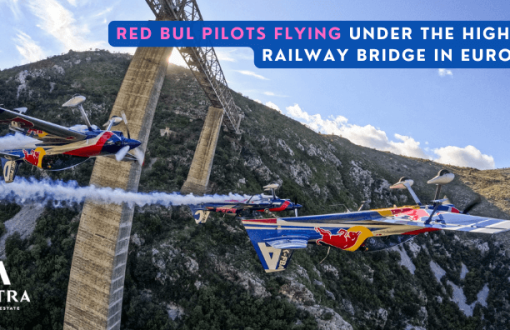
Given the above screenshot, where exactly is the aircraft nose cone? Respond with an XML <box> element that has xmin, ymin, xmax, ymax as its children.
<box><xmin>295</xmin><ymin>204</ymin><xmax>303</xmax><ymax>209</ymax></box>
<box><xmin>125</xmin><ymin>138</ymin><xmax>141</xmax><ymax>150</ymax></box>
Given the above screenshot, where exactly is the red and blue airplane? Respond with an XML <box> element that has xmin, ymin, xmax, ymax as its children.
<box><xmin>190</xmin><ymin>184</ymin><xmax>302</xmax><ymax>223</ymax></box>
<box><xmin>238</xmin><ymin>170</ymin><xmax>510</xmax><ymax>272</ymax></box>
<box><xmin>0</xmin><ymin>95</ymin><xmax>144</xmax><ymax>183</ymax></box>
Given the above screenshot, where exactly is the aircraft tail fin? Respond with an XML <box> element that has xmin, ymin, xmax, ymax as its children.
<box><xmin>241</xmin><ymin>219</ymin><xmax>308</xmax><ymax>272</ymax></box>
<box><xmin>189</xmin><ymin>205</ymin><xmax>210</xmax><ymax>224</ymax></box>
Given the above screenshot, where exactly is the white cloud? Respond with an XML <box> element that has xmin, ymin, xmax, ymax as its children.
<box><xmin>438</xmin><ymin>68</ymin><xmax>453</xmax><ymax>77</ymax></box>
<box><xmin>216</xmin><ymin>49</ymin><xmax>236</xmax><ymax>62</ymax></box>
<box><xmin>285</xmin><ymin>103</ymin><xmax>428</xmax><ymax>157</ymax></box>
<box><xmin>26</xmin><ymin>0</ymin><xmax>103</xmax><ymax>51</ymax></box>
<box><xmin>93</xmin><ymin>6</ymin><xmax>113</xmax><ymax>18</ymax></box>
<box><xmin>237</xmin><ymin>70</ymin><xmax>269</xmax><ymax>80</ymax></box>
<box><xmin>434</xmin><ymin>145</ymin><xmax>495</xmax><ymax>169</ymax></box>
<box><xmin>1</xmin><ymin>0</ymin><xmax>22</xmax><ymax>19</ymax></box>
<box><xmin>284</xmin><ymin>103</ymin><xmax>495</xmax><ymax>169</ymax></box>
<box><xmin>264</xmin><ymin>91</ymin><xmax>287</xmax><ymax>97</ymax></box>
<box><xmin>13</xmin><ymin>31</ymin><xmax>45</xmax><ymax>64</ymax></box>
<box><xmin>66</xmin><ymin>0</ymin><xmax>77</xmax><ymax>6</ymax></box>
<box><xmin>390</xmin><ymin>134</ymin><xmax>428</xmax><ymax>158</ymax></box>
<box><xmin>287</xmin><ymin>104</ymin><xmax>347</xmax><ymax>128</ymax></box>
<box><xmin>213</xmin><ymin>48</ymin><xmax>252</xmax><ymax>62</ymax></box>
<box><xmin>265</xmin><ymin>101</ymin><xmax>282</xmax><ymax>113</ymax></box>
<box><xmin>232</xmin><ymin>49</ymin><xmax>254</xmax><ymax>61</ymax></box>
<box><xmin>253</xmin><ymin>99</ymin><xmax>262</xmax><ymax>104</ymax></box>
<box><xmin>328</xmin><ymin>121</ymin><xmax>426</xmax><ymax>159</ymax></box>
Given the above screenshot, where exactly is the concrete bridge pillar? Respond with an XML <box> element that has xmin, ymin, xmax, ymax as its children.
<box><xmin>63</xmin><ymin>46</ymin><xmax>172</xmax><ymax>330</ymax></box>
<box><xmin>180</xmin><ymin>106</ymin><xmax>224</xmax><ymax>195</ymax></box>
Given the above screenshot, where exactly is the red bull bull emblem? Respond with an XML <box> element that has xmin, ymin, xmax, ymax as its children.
<box><xmin>27</xmin><ymin>128</ymin><xmax>48</xmax><ymax>138</ymax></box>
<box><xmin>390</xmin><ymin>207</ymin><xmax>414</xmax><ymax>215</ymax></box>
<box><xmin>399</xmin><ymin>209</ymin><xmax>430</xmax><ymax>221</ymax></box>
<box><xmin>315</xmin><ymin>225</ymin><xmax>374</xmax><ymax>252</ymax></box>
<box><xmin>22</xmin><ymin>147</ymin><xmax>46</xmax><ymax>167</ymax></box>
<box><xmin>215</xmin><ymin>207</ymin><xmax>237</xmax><ymax>214</ymax></box>
<box><xmin>23</xmin><ymin>149</ymin><xmax>41</xmax><ymax>166</ymax></box>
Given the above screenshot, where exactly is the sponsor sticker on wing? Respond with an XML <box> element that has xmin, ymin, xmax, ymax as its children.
<box><xmin>27</xmin><ymin>129</ymin><xmax>48</xmax><ymax>138</ymax></box>
<box><xmin>315</xmin><ymin>225</ymin><xmax>373</xmax><ymax>252</ymax></box>
<box><xmin>398</xmin><ymin>209</ymin><xmax>430</xmax><ymax>221</ymax></box>
<box><xmin>22</xmin><ymin>147</ymin><xmax>46</xmax><ymax>167</ymax></box>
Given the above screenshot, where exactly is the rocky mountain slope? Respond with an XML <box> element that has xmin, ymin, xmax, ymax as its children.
<box><xmin>0</xmin><ymin>50</ymin><xmax>509</xmax><ymax>330</ymax></box>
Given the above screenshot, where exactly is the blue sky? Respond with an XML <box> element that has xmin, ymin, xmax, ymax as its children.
<box><xmin>1</xmin><ymin>0</ymin><xmax>509</xmax><ymax>169</ymax></box>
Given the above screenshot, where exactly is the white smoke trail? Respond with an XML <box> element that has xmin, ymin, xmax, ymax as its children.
<box><xmin>0</xmin><ymin>177</ymin><xmax>251</xmax><ymax>207</ymax></box>
<box><xmin>0</xmin><ymin>133</ymin><xmax>39</xmax><ymax>151</ymax></box>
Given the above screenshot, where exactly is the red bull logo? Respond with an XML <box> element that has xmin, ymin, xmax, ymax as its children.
<box><xmin>390</xmin><ymin>207</ymin><xmax>414</xmax><ymax>215</ymax></box>
<box><xmin>215</xmin><ymin>207</ymin><xmax>237</xmax><ymax>214</ymax></box>
<box><xmin>399</xmin><ymin>209</ymin><xmax>429</xmax><ymax>221</ymax></box>
<box><xmin>315</xmin><ymin>225</ymin><xmax>373</xmax><ymax>252</ymax></box>
<box><xmin>23</xmin><ymin>149</ymin><xmax>40</xmax><ymax>166</ymax></box>
<box><xmin>373</xmin><ymin>206</ymin><xmax>420</xmax><ymax>217</ymax></box>
<box><xmin>22</xmin><ymin>147</ymin><xmax>45</xmax><ymax>168</ymax></box>
<box><xmin>27</xmin><ymin>128</ymin><xmax>47</xmax><ymax>138</ymax></box>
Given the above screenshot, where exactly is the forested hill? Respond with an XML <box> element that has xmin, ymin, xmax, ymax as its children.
<box><xmin>0</xmin><ymin>50</ymin><xmax>509</xmax><ymax>330</ymax></box>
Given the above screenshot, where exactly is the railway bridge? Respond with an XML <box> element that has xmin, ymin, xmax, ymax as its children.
<box><xmin>63</xmin><ymin>1</ymin><xmax>242</xmax><ymax>329</ymax></box>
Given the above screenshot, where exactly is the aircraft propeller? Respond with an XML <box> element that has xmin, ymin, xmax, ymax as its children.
<box><xmin>113</xmin><ymin>111</ymin><xmax>144</xmax><ymax>164</ymax></box>
<box><xmin>121</xmin><ymin>111</ymin><xmax>131</xmax><ymax>139</ymax></box>
<box><xmin>115</xmin><ymin>145</ymin><xmax>130</xmax><ymax>161</ymax></box>
<box><xmin>132</xmin><ymin>148</ymin><xmax>145</xmax><ymax>165</ymax></box>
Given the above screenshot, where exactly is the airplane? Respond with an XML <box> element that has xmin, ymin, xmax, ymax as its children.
<box><xmin>0</xmin><ymin>95</ymin><xmax>144</xmax><ymax>183</ymax></box>
<box><xmin>238</xmin><ymin>169</ymin><xmax>510</xmax><ymax>273</ymax></box>
<box><xmin>189</xmin><ymin>183</ymin><xmax>302</xmax><ymax>224</ymax></box>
